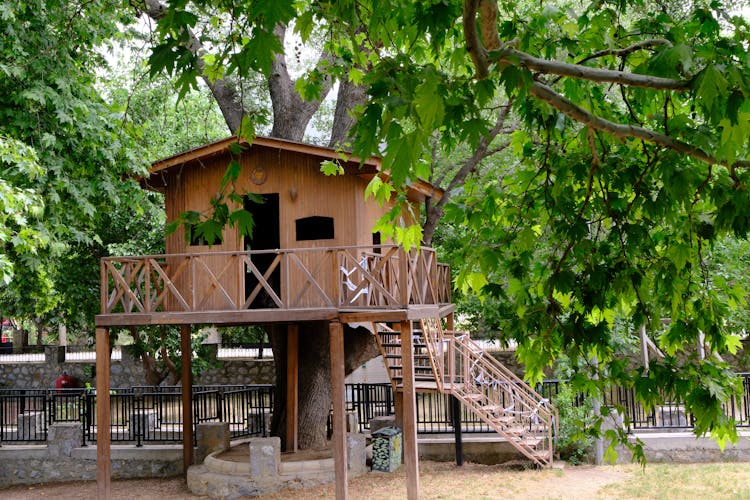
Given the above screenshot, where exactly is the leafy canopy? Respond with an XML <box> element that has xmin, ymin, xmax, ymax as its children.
<box><xmin>145</xmin><ymin>0</ymin><xmax>750</xmax><ymax>452</ymax></box>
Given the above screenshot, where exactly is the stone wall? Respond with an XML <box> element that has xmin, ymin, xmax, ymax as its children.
<box><xmin>0</xmin><ymin>345</ymin><xmax>275</xmax><ymax>389</ymax></box>
<box><xmin>0</xmin><ymin>344</ymin><xmax>520</xmax><ymax>390</ymax></box>
<box><xmin>0</xmin><ymin>346</ymin><xmax>146</xmax><ymax>390</ymax></box>
<box><xmin>194</xmin><ymin>346</ymin><xmax>275</xmax><ymax>386</ymax></box>
<box><xmin>0</xmin><ymin>423</ymin><xmax>182</xmax><ymax>487</ymax></box>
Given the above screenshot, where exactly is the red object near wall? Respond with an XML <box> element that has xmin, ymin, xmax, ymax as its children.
<box><xmin>55</xmin><ymin>373</ymin><xmax>76</xmax><ymax>390</ymax></box>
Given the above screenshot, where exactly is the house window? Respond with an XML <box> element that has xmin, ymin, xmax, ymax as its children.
<box><xmin>296</xmin><ymin>216</ymin><xmax>334</xmax><ymax>241</ymax></box>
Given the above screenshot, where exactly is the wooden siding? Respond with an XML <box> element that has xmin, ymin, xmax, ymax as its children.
<box><xmin>159</xmin><ymin>144</ymin><xmax>420</xmax><ymax>312</ymax></box>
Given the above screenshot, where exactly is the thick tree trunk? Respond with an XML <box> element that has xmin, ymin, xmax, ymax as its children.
<box><xmin>270</xmin><ymin>323</ymin><xmax>379</xmax><ymax>450</ymax></box>
<box><xmin>328</xmin><ymin>79</ymin><xmax>367</xmax><ymax>147</ymax></box>
<box><xmin>269</xmin><ymin>24</ymin><xmax>335</xmax><ymax>141</ymax></box>
<box><xmin>145</xmin><ymin>3</ymin><xmax>375</xmax><ymax>449</ymax></box>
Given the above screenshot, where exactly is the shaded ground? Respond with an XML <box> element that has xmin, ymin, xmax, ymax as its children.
<box><xmin>0</xmin><ymin>462</ymin><xmax>630</xmax><ymax>499</ymax></box>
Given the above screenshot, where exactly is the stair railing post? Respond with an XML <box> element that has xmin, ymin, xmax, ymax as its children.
<box><xmin>448</xmin><ymin>335</ymin><xmax>455</xmax><ymax>389</ymax></box>
<box><xmin>451</xmin><ymin>395</ymin><xmax>464</xmax><ymax>466</ymax></box>
<box><xmin>398</xmin><ymin>247</ymin><xmax>409</xmax><ymax>306</ymax></box>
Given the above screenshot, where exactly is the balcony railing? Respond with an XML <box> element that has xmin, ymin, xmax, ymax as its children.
<box><xmin>100</xmin><ymin>245</ymin><xmax>451</xmax><ymax>316</ymax></box>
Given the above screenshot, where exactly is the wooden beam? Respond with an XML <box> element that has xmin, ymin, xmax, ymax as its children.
<box><xmin>96</xmin><ymin>327</ymin><xmax>111</xmax><ymax>500</ymax></box>
<box><xmin>329</xmin><ymin>320</ymin><xmax>349</xmax><ymax>500</ymax></box>
<box><xmin>338</xmin><ymin>310</ymin><xmax>409</xmax><ymax>323</ymax></box>
<box><xmin>400</xmin><ymin>320</ymin><xmax>420</xmax><ymax>500</ymax></box>
<box><xmin>95</xmin><ymin>308</ymin><xmax>339</xmax><ymax>327</ymax></box>
<box><xmin>181</xmin><ymin>324</ymin><xmax>194</xmax><ymax>473</ymax></box>
<box><xmin>286</xmin><ymin>325</ymin><xmax>299</xmax><ymax>452</ymax></box>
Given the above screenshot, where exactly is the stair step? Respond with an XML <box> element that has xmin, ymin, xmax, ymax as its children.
<box><xmin>463</xmin><ymin>393</ymin><xmax>483</xmax><ymax>402</ymax></box>
<box><xmin>385</xmin><ymin>354</ymin><xmax>430</xmax><ymax>359</ymax></box>
<box><xmin>492</xmin><ymin>415</ymin><xmax>515</xmax><ymax>425</ymax></box>
<box><xmin>391</xmin><ymin>374</ymin><xmax>436</xmax><ymax>380</ymax></box>
<box><xmin>380</xmin><ymin>342</ymin><xmax>427</xmax><ymax>348</ymax></box>
<box><xmin>482</xmin><ymin>405</ymin><xmax>503</xmax><ymax>413</ymax></box>
<box><xmin>388</xmin><ymin>365</ymin><xmax>433</xmax><ymax>371</ymax></box>
<box><xmin>396</xmin><ymin>381</ymin><xmax>441</xmax><ymax>392</ymax></box>
<box><xmin>504</xmin><ymin>426</ymin><xmax>527</xmax><ymax>436</ymax></box>
<box><xmin>529</xmin><ymin>449</ymin><xmax>552</xmax><ymax>461</ymax></box>
<box><xmin>514</xmin><ymin>437</ymin><xmax>543</xmax><ymax>448</ymax></box>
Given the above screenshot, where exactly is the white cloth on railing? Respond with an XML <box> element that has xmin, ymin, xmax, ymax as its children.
<box><xmin>340</xmin><ymin>256</ymin><xmax>369</xmax><ymax>301</ymax></box>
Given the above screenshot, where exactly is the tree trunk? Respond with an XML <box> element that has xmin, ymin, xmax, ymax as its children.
<box><xmin>328</xmin><ymin>79</ymin><xmax>367</xmax><ymax>147</ymax></box>
<box><xmin>270</xmin><ymin>323</ymin><xmax>379</xmax><ymax>450</ymax></box>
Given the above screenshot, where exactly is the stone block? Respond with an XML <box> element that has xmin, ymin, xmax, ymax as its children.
<box><xmin>17</xmin><ymin>411</ymin><xmax>44</xmax><ymax>440</ymax></box>
<box><xmin>656</xmin><ymin>405</ymin><xmax>688</xmax><ymax>427</ymax></box>
<box><xmin>196</xmin><ymin>422</ymin><xmax>230</xmax><ymax>464</ymax></box>
<box><xmin>131</xmin><ymin>409</ymin><xmax>158</xmax><ymax>438</ymax></box>
<box><xmin>347</xmin><ymin>432</ymin><xmax>367</xmax><ymax>476</ymax></box>
<box><xmin>346</xmin><ymin>411</ymin><xmax>358</xmax><ymax>432</ymax></box>
<box><xmin>48</xmin><ymin>422</ymin><xmax>83</xmax><ymax>457</ymax></box>
<box><xmin>369</xmin><ymin>415</ymin><xmax>395</xmax><ymax>434</ymax></box>
<box><xmin>249</xmin><ymin>437</ymin><xmax>280</xmax><ymax>481</ymax></box>
<box><xmin>263</xmin><ymin>412</ymin><xmax>273</xmax><ymax>437</ymax></box>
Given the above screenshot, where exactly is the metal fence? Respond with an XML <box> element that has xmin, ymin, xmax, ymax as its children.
<box><xmin>4</xmin><ymin>375</ymin><xmax>750</xmax><ymax>446</ymax></box>
<box><xmin>0</xmin><ymin>385</ymin><xmax>274</xmax><ymax>446</ymax></box>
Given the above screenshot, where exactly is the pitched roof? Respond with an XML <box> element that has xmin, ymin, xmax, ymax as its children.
<box><xmin>146</xmin><ymin>135</ymin><xmax>443</xmax><ymax>202</ymax></box>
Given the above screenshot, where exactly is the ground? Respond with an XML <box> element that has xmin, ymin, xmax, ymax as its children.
<box><xmin>1</xmin><ymin>461</ymin><xmax>749</xmax><ymax>499</ymax></box>
<box><xmin>0</xmin><ymin>463</ymin><xmax>627</xmax><ymax>499</ymax></box>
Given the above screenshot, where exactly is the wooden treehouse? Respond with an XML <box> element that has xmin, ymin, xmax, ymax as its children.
<box><xmin>93</xmin><ymin>136</ymin><xmax>556</xmax><ymax>499</ymax></box>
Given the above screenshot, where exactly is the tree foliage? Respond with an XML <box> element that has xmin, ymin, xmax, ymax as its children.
<box><xmin>3</xmin><ymin>0</ymin><xmax>748</xmax><ymax>454</ymax></box>
<box><xmin>144</xmin><ymin>0</ymin><xmax>750</xmax><ymax>451</ymax></box>
<box><xmin>0</xmin><ymin>0</ymin><xmax>149</xmax><ymax>331</ymax></box>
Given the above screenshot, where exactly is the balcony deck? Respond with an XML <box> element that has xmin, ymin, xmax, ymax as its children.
<box><xmin>96</xmin><ymin>245</ymin><xmax>453</xmax><ymax>327</ymax></box>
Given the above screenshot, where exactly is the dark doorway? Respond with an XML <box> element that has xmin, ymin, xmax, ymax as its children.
<box><xmin>244</xmin><ymin>193</ymin><xmax>280</xmax><ymax>308</ymax></box>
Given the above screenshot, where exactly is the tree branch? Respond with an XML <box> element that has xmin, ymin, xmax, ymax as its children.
<box><xmin>576</xmin><ymin>39</ymin><xmax>673</xmax><ymax>66</ymax></box>
<box><xmin>422</xmin><ymin>99</ymin><xmax>514</xmax><ymax>244</ymax></box>
<box><xmin>143</xmin><ymin>0</ymin><xmax>243</xmax><ymax>134</ymax></box>
<box><xmin>463</xmin><ymin>0</ymin><xmax>489</xmax><ymax>79</ymax></box>
<box><xmin>529</xmin><ymin>81</ymin><xmax>750</xmax><ymax>169</ymax></box>
<box><xmin>505</xmin><ymin>49</ymin><xmax>691</xmax><ymax>90</ymax></box>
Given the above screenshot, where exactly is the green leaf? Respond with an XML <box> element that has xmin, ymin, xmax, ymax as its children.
<box><xmin>414</xmin><ymin>77</ymin><xmax>444</xmax><ymax>128</ymax></box>
<box><xmin>220</xmin><ymin>160</ymin><xmax>241</xmax><ymax>191</ymax></box>
<box><xmin>229</xmin><ymin>209</ymin><xmax>254</xmax><ymax>238</ymax></box>
<box><xmin>321</xmin><ymin>160</ymin><xmax>345</xmax><ymax>176</ymax></box>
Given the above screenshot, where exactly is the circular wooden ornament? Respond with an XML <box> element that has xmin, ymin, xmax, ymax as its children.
<box><xmin>250</xmin><ymin>166</ymin><xmax>267</xmax><ymax>185</ymax></box>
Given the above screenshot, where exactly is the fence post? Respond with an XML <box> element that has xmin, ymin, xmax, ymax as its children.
<box><xmin>135</xmin><ymin>395</ymin><xmax>143</xmax><ymax>447</ymax></box>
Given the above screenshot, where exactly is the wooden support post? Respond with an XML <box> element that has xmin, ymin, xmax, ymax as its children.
<box><xmin>400</xmin><ymin>320</ymin><xmax>420</xmax><ymax>500</ymax></box>
<box><xmin>394</xmin><ymin>392</ymin><xmax>404</xmax><ymax>430</ymax></box>
<box><xmin>451</xmin><ymin>395</ymin><xmax>464</xmax><ymax>466</ymax></box>
<box><xmin>329</xmin><ymin>320</ymin><xmax>349</xmax><ymax>500</ymax></box>
<box><xmin>96</xmin><ymin>327</ymin><xmax>111</xmax><ymax>500</ymax></box>
<box><xmin>286</xmin><ymin>324</ymin><xmax>299</xmax><ymax>452</ymax></box>
<box><xmin>181</xmin><ymin>324</ymin><xmax>194</xmax><ymax>473</ymax></box>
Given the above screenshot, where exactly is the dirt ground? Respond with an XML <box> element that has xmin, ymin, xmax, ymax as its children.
<box><xmin>0</xmin><ymin>462</ymin><xmax>631</xmax><ymax>500</ymax></box>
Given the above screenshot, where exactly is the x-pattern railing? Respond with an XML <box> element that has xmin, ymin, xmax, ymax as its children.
<box><xmin>101</xmin><ymin>246</ymin><xmax>451</xmax><ymax>315</ymax></box>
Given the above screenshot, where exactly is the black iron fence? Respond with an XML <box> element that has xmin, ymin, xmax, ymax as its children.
<box><xmin>0</xmin><ymin>385</ymin><xmax>273</xmax><ymax>446</ymax></box>
<box><xmin>4</xmin><ymin>375</ymin><xmax>750</xmax><ymax>446</ymax></box>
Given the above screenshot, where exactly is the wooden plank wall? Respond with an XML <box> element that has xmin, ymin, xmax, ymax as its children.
<box><xmin>159</xmin><ymin>145</ymin><xmax>419</xmax><ymax>311</ymax></box>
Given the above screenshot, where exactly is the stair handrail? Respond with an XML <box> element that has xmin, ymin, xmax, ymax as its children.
<box><xmin>450</xmin><ymin>334</ymin><xmax>557</xmax><ymax>466</ymax></box>
<box><xmin>418</xmin><ymin>318</ymin><xmax>446</xmax><ymax>392</ymax></box>
<box><xmin>459</xmin><ymin>337</ymin><xmax>555</xmax><ymax>425</ymax></box>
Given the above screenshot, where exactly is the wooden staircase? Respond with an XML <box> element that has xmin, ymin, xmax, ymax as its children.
<box><xmin>373</xmin><ymin>319</ymin><xmax>557</xmax><ymax>467</ymax></box>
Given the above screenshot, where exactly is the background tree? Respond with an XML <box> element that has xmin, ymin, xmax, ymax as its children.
<box><xmin>142</xmin><ymin>0</ymin><xmax>750</xmax><ymax>454</ymax></box>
